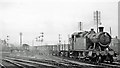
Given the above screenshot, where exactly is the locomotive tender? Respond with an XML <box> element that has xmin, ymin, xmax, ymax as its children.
<box><xmin>53</xmin><ymin>26</ymin><xmax>116</xmax><ymax>63</ymax></box>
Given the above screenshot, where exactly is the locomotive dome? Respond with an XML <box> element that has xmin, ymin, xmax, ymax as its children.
<box><xmin>71</xmin><ymin>30</ymin><xmax>84</xmax><ymax>36</ymax></box>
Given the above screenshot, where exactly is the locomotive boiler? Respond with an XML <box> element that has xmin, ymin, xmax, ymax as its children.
<box><xmin>58</xmin><ymin>26</ymin><xmax>116</xmax><ymax>63</ymax></box>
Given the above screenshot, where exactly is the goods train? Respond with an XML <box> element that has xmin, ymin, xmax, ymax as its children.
<box><xmin>52</xmin><ymin>26</ymin><xmax>117</xmax><ymax>63</ymax></box>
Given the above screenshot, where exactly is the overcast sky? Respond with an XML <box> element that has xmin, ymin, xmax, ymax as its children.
<box><xmin>0</xmin><ymin>0</ymin><xmax>119</xmax><ymax>45</ymax></box>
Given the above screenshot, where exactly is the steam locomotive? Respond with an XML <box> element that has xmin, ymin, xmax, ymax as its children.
<box><xmin>53</xmin><ymin>26</ymin><xmax>116</xmax><ymax>63</ymax></box>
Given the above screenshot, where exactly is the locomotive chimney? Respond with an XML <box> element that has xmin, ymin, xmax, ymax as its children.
<box><xmin>99</xmin><ymin>27</ymin><xmax>104</xmax><ymax>32</ymax></box>
<box><xmin>91</xmin><ymin>29</ymin><xmax>94</xmax><ymax>31</ymax></box>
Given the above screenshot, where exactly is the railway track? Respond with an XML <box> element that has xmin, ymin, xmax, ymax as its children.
<box><xmin>30</xmin><ymin>58</ymin><xmax>89</xmax><ymax>68</ymax></box>
<box><xmin>56</xmin><ymin>56</ymin><xmax>120</xmax><ymax>68</ymax></box>
<box><xmin>1</xmin><ymin>59</ymin><xmax>24</xmax><ymax>68</ymax></box>
<box><xmin>3</xmin><ymin>59</ymin><xmax>37</xmax><ymax>68</ymax></box>
<box><xmin>4</xmin><ymin>57</ymin><xmax>57</xmax><ymax>68</ymax></box>
<box><xmin>4</xmin><ymin>56</ymin><xmax>98</xmax><ymax>68</ymax></box>
<box><xmin>6</xmin><ymin>55</ymin><xmax>120</xmax><ymax>68</ymax></box>
<box><xmin>5</xmin><ymin>57</ymin><xmax>80</xmax><ymax>68</ymax></box>
<box><xmin>83</xmin><ymin>59</ymin><xmax>120</xmax><ymax>68</ymax></box>
<box><xmin>0</xmin><ymin>62</ymin><xmax>6</xmax><ymax>68</ymax></box>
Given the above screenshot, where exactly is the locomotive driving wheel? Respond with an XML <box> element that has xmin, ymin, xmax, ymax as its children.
<box><xmin>110</xmin><ymin>56</ymin><xmax>113</xmax><ymax>63</ymax></box>
<box><xmin>107</xmin><ymin>54</ymin><xmax>113</xmax><ymax>63</ymax></box>
<box><xmin>96</xmin><ymin>56</ymin><xmax>102</xmax><ymax>63</ymax></box>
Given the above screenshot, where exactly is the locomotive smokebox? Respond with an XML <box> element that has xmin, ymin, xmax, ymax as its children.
<box><xmin>99</xmin><ymin>27</ymin><xmax>104</xmax><ymax>32</ymax></box>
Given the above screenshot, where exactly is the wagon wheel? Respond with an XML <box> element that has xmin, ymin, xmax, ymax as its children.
<box><xmin>100</xmin><ymin>56</ymin><xmax>105</xmax><ymax>63</ymax></box>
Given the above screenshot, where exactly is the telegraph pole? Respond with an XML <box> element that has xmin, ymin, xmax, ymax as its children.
<box><xmin>79</xmin><ymin>22</ymin><xmax>82</xmax><ymax>31</ymax></box>
<box><xmin>68</xmin><ymin>34</ymin><xmax>70</xmax><ymax>51</ymax></box>
<box><xmin>58</xmin><ymin>34</ymin><xmax>61</xmax><ymax>44</ymax></box>
<box><xmin>20</xmin><ymin>32</ymin><xmax>22</xmax><ymax>46</ymax></box>
<box><xmin>58</xmin><ymin>34</ymin><xmax>61</xmax><ymax>51</ymax></box>
<box><xmin>94</xmin><ymin>11</ymin><xmax>101</xmax><ymax>33</ymax></box>
<box><xmin>38</xmin><ymin>32</ymin><xmax>44</xmax><ymax>46</ymax></box>
<box><xmin>6</xmin><ymin>35</ymin><xmax>9</xmax><ymax>46</ymax></box>
<box><xmin>96</xmin><ymin>11</ymin><xmax>99</xmax><ymax>33</ymax></box>
<box><xmin>41</xmin><ymin>32</ymin><xmax>44</xmax><ymax>46</ymax></box>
